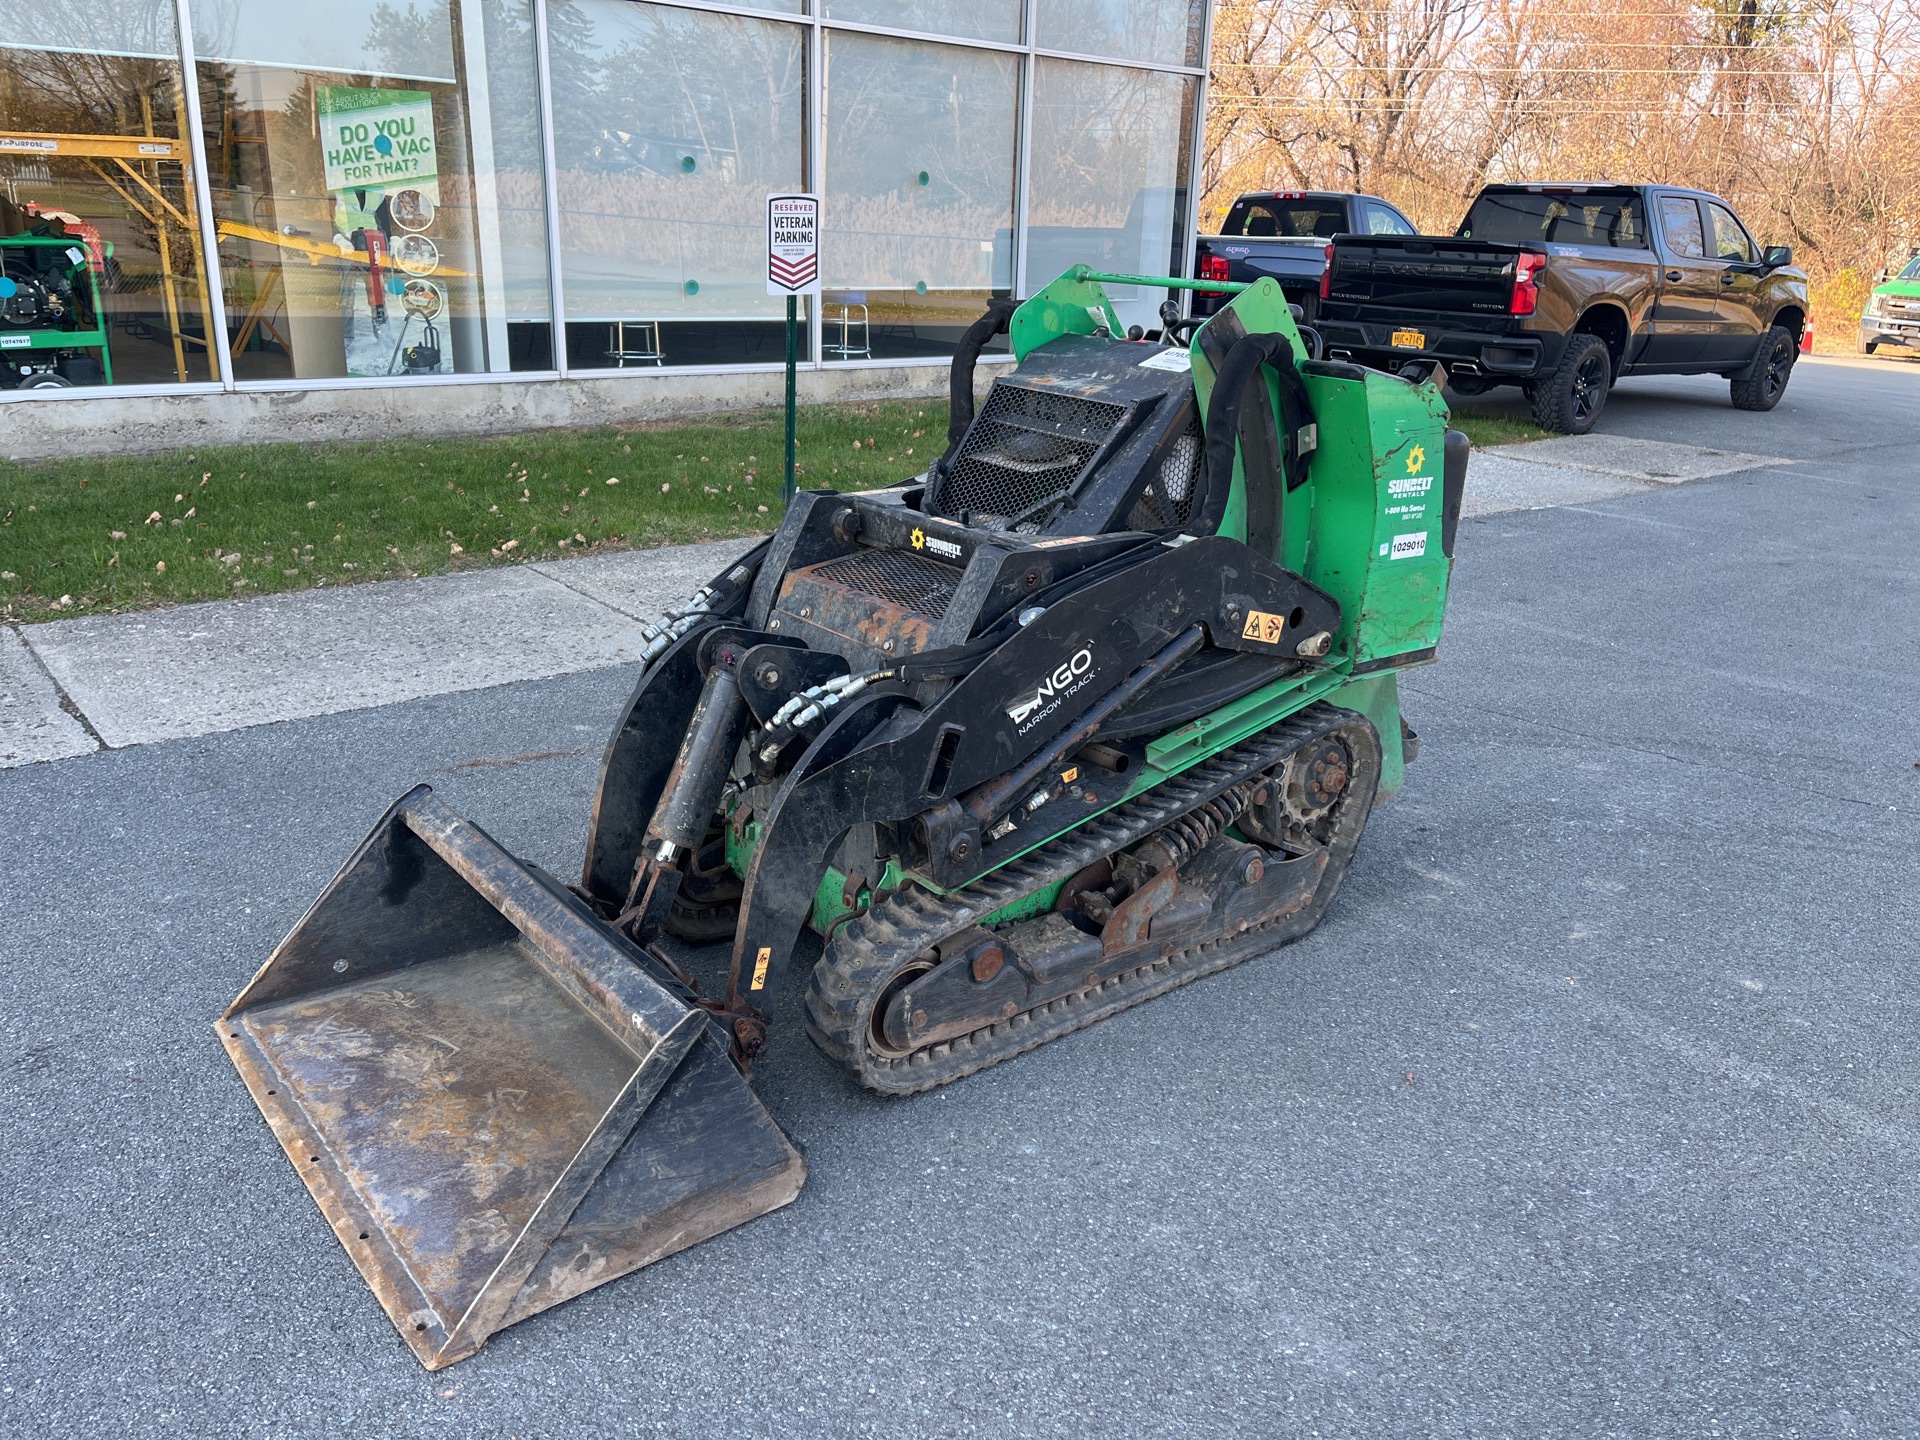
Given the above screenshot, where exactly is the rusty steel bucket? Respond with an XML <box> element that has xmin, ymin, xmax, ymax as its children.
<box><xmin>217</xmin><ymin>787</ymin><xmax>805</xmax><ymax>1370</ymax></box>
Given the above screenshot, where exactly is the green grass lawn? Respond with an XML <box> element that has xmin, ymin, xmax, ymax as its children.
<box><xmin>0</xmin><ymin>398</ymin><xmax>1535</xmax><ymax>625</ymax></box>
<box><xmin>1445</xmin><ymin>407</ymin><xmax>1549</xmax><ymax>447</ymax></box>
<box><xmin>0</xmin><ymin>400</ymin><xmax>941</xmax><ymax>624</ymax></box>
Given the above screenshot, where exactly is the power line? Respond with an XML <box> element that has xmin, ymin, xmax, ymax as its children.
<box><xmin>1208</xmin><ymin>4</ymin><xmax>1920</xmax><ymax>18</ymax></box>
<box><xmin>1215</xmin><ymin>56</ymin><xmax>1914</xmax><ymax>67</ymax></box>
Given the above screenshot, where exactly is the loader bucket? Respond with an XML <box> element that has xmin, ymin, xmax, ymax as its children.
<box><xmin>218</xmin><ymin>787</ymin><xmax>805</xmax><ymax>1369</ymax></box>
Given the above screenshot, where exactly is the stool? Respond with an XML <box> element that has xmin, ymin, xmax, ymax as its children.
<box><xmin>608</xmin><ymin>318</ymin><xmax>664</xmax><ymax>366</ymax></box>
<box><xmin>826</xmin><ymin>294</ymin><xmax>870</xmax><ymax>359</ymax></box>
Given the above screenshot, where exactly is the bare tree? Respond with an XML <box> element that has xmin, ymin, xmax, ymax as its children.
<box><xmin>1205</xmin><ymin>0</ymin><xmax>1920</xmax><ymax>341</ymax></box>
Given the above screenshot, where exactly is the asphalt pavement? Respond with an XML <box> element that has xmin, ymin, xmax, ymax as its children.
<box><xmin>3</xmin><ymin>356</ymin><xmax>1918</xmax><ymax>1438</ymax></box>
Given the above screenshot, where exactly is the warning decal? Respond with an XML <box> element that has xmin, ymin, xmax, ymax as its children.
<box><xmin>1240</xmin><ymin>610</ymin><xmax>1291</xmax><ymax>644</ymax></box>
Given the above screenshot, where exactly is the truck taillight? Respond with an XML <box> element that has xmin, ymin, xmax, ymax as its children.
<box><xmin>1319</xmin><ymin>243</ymin><xmax>1334</xmax><ymax>301</ymax></box>
<box><xmin>1511</xmin><ymin>251</ymin><xmax>1546</xmax><ymax>316</ymax></box>
<box><xmin>1198</xmin><ymin>253</ymin><xmax>1230</xmax><ymax>296</ymax></box>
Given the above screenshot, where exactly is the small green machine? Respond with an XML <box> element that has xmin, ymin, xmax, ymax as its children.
<box><xmin>1</xmin><ymin>232</ymin><xmax>111</xmax><ymax>388</ymax></box>
<box><xmin>218</xmin><ymin>268</ymin><xmax>1467</xmax><ymax>1368</ymax></box>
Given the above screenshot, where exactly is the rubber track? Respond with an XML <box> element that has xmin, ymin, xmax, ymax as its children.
<box><xmin>803</xmin><ymin>702</ymin><xmax>1367</xmax><ymax>1096</ymax></box>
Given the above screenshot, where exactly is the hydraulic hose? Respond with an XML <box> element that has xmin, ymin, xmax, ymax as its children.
<box><xmin>1194</xmin><ymin>332</ymin><xmax>1315</xmax><ymax>537</ymax></box>
<box><xmin>942</xmin><ymin>297</ymin><xmax>1018</xmax><ymax>454</ymax></box>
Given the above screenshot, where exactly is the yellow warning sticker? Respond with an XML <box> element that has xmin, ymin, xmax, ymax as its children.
<box><xmin>750</xmin><ymin>947</ymin><xmax>772</xmax><ymax>990</ymax></box>
<box><xmin>1241</xmin><ymin>610</ymin><xmax>1290</xmax><ymax>644</ymax></box>
<box><xmin>1061</xmin><ymin>766</ymin><xmax>1079</xmax><ymax>784</ymax></box>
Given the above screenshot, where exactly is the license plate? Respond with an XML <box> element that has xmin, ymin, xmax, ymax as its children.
<box><xmin>1391</xmin><ymin>329</ymin><xmax>1426</xmax><ymax>349</ymax></box>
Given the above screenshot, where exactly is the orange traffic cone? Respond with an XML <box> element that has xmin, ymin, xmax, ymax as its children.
<box><xmin>1800</xmin><ymin>320</ymin><xmax>1815</xmax><ymax>353</ymax></box>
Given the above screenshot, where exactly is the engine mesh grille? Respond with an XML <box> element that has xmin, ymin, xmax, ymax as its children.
<box><xmin>1126</xmin><ymin>418</ymin><xmax>1204</xmax><ymax>532</ymax></box>
<box><xmin>932</xmin><ymin>383</ymin><xmax>1129</xmax><ymax>530</ymax></box>
<box><xmin>805</xmin><ymin>548</ymin><xmax>962</xmax><ymax>619</ymax></box>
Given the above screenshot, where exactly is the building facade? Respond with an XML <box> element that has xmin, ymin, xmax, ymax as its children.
<box><xmin>1</xmin><ymin>0</ymin><xmax>1211</xmax><ymax>428</ymax></box>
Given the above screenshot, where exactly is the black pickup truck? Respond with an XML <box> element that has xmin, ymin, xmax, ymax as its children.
<box><xmin>1193</xmin><ymin>190</ymin><xmax>1417</xmax><ymax>319</ymax></box>
<box><xmin>1317</xmin><ymin>184</ymin><xmax>1809</xmax><ymax>432</ymax></box>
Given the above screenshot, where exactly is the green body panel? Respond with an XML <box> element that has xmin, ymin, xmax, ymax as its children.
<box><xmin>1299</xmin><ymin>368</ymin><xmax>1452</xmax><ymax>664</ymax></box>
<box><xmin>1010</xmin><ymin>270</ymin><xmax>1126</xmax><ymax>361</ymax></box>
<box><xmin>1185</xmin><ymin>278</ymin><xmax>1452</xmax><ymax>666</ymax></box>
<box><xmin>810</xmin><ymin>865</ymin><xmax>853</xmax><ymax>933</ymax></box>
<box><xmin>743</xmin><ymin>271</ymin><xmax>1453</xmax><ymax>936</ymax></box>
<box><xmin>1143</xmin><ymin>667</ymin><xmax>1346</xmax><ymax>774</ymax></box>
<box><xmin>1326</xmin><ymin>672</ymin><xmax>1407</xmax><ymax>801</ymax></box>
<box><xmin>808</xmin><ymin>858</ymin><xmax>1062</xmax><ymax>935</ymax></box>
<box><xmin>979</xmin><ymin>877</ymin><xmax>1067</xmax><ymax>928</ymax></box>
<box><xmin>726</xmin><ymin>814</ymin><xmax>760</xmax><ymax>878</ymax></box>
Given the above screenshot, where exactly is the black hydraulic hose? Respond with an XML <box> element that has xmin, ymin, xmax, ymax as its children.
<box><xmin>942</xmin><ymin>297</ymin><xmax>1018</xmax><ymax>453</ymax></box>
<box><xmin>1194</xmin><ymin>332</ymin><xmax>1313</xmax><ymax>536</ymax></box>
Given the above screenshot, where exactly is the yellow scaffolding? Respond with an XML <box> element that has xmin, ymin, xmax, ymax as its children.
<box><xmin>4</xmin><ymin>127</ymin><xmax>474</xmax><ymax>376</ymax></box>
<box><xmin>0</xmin><ymin>120</ymin><xmax>212</xmax><ymax>382</ymax></box>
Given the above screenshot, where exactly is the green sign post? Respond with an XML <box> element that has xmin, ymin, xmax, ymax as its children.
<box><xmin>766</xmin><ymin>193</ymin><xmax>820</xmax><ymax>505</ymax></box>
<box><xmin>784</xmin><ymin>294</ymin><xmax>798</xmax><ymax>502</ymax></box>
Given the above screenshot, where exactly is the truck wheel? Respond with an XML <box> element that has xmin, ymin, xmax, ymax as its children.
<box><xmin>1529</xmin><ymin>333</ymin><xmax>1610</xmax><ymax>434</ymax></box>
<box><xmin>1857</xmin><ymin>336</ymin><xmax>1878</xmax><ymax>356</ymax></box>
<box><xmin>1731</xmin><ymin>325</ymin><xmax>1796</xmax><ymax>411</ymax></box>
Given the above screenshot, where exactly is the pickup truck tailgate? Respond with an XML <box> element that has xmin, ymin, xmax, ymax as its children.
<box><xmin>1326</xmin><ymin>237</ymin><xmax>1521</xmax><ymax>315</ymax></box>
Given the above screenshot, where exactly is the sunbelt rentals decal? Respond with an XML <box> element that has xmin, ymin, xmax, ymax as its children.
<box><xmin>909</xmin><ymin>526</ymin><xmax>962</xmax><ymax>561</ymax></box>
<box><xmin>1381</xmin><ymin>440</ymin><xmax>1434</xmax><ymax>551</ymax></box>
<box><xmin>1007</xmin><ymin>642</ymin><xmax>1096</xmax><ymax>734</ymax></box>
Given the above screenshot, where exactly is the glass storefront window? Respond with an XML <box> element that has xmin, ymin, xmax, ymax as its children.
<box><xmin>1026</xmin><ymin>58</ymin><xmax>1192</xmax><ymax>333</ymax></box>
<box><xmin>547</xmin><ymin>1</ymin><xmax>806</xmax><ymax>370</ymax></box>
<box><xmin>1035</xmin><ymin>0</ymin><xmax>1204</xmax><ymax>67</ymax></box>
<box><xmin>819</xmin><ymin>2</ymin><xmax>1024</xmax><ymax>45</ymax></box>
<box><xmin>193</xmin><ymin>0</ymin><xmax>553</xmax><ymax>382</ymax></box>
<box><xmin>3</xmin><ymin>0</ymin><xmax>1211</xmax><ymax>398</ymax></box>
<box><xmin>823</xmin><ymin>33</ymin><xmax>1017</xmax><ymax>360</ymax></box>
<box><xmin>1</xmin><ymin>2</ymin><xmax>218</xmax><ymax>389</ymax></box>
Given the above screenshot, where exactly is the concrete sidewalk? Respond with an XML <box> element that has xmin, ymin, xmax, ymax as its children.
<box><xmin>1</xmin><ymin>538</ymin><xmax>757</xmax><ymax>765</ymax></box>
<box><xmin>0</xmin><ymin>434</ymin><xmax>1789</xmax><ymax>767</ymax></box>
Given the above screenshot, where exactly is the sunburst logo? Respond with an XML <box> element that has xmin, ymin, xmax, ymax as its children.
<box><xmin>910</xmin><ymin>527</ymin><xmax>926</xmax><ymax>550</ymax></box>
<box><xmin>1406</xmin><ymin>444</ymin><xmax>1426</xmax><ymax>475</ymax></box>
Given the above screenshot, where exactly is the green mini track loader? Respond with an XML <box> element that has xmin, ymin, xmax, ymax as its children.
<box><xmin>218</xmin><ymin>269</ymin><xmax>1467</xmax><ymax>1368</ymax></box>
